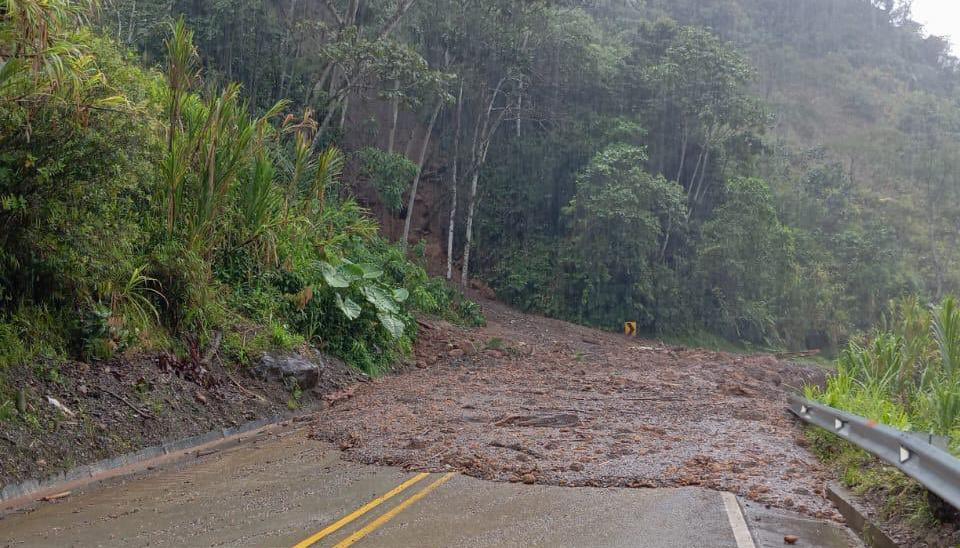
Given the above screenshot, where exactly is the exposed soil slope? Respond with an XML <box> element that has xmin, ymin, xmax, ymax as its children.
<box><xmin>1</xmin><ymin>349</ymin><xmax>361</xmax><ymax>486</ymax></box>
<box><xmin>312</xmin><ymin>298</ymin><xmax>841</xmax><ymax>521</ymax></box>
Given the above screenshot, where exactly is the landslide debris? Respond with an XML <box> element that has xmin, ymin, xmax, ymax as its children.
<box><xmin>311</xmin><ymin>298</ymin><xmax>840</xmax><ymax>521</ymax></box>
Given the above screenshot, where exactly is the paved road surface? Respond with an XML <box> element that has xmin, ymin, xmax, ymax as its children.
<box><xmin>0</xmin><ymin>426</ymin><xmax>858</xmax><ymax>547</ymax></box>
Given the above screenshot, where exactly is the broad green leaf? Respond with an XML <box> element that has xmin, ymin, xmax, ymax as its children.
<box><xmin>358</xmin><ymin>263</ymin><xmax>384</xmax><ymax>280</ymax></box>
<box><xmin>378</xmin><ymin>312</ymin><xmax>405</xmax><ymax>339</ymax></box>
<box><xmin>393</xmin><ymin>288</ymin><xmax>410</xmax><ymax>302</ymax></box>
<box><xmin>320</xmin><ymin>261</ymin><xmax>350</xmax><ymax>288</ymax></box>
<box><xmin>362</xmin><ymin>285</ymin><xmax>398</xmax><ymax>314</ymax></box>
<box><xmin>343</xmin><ymin>263</ymin><xmax>366</xmax><ymax>280</ymax></box>
<box><xmin>335</xmin><ymin>293</ymin><xmax>361</xmax><ymax>320</ymax></box>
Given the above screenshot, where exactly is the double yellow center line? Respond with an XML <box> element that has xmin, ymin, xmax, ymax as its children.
<box><xmin>292</xmin><ymin>472</ymin><xmax>456</xmax><ymax>548</ymax></box>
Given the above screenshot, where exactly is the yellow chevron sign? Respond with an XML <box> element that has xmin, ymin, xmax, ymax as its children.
<box><xmin>624</xmin><ymin>321</ymin><xmax>637</xmax><ymax>337</ymax></box>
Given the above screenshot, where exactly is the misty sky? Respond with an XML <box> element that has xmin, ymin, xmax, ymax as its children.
<box><xmin>911</xmin><ymin>0</ymin><xmax>960</xmax><ymax>53</ymax></box>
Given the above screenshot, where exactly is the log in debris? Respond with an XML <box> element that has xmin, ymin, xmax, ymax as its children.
<box><xmin>494</xmin><ymin>413</ymin><xmax>580</xmax><ymax>428</ymax></box>
<box><xmin>39</xmin><ymin>491</ymin><xmax>71</xmax><ymax>502</ymax></box>
<box><xmin>775</xmin><ymin>349</ymin><xmax>820</xmax><ymax>359</ymax></box>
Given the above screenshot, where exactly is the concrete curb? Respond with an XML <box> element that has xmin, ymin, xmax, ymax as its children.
<box><xmin>827</xmin><ymin>482</ymin><xmax>899</xmax><ymax>548</ymax></box>
<box><xmin>0</xmin><ymin>413</ymin><xmax>308</xmax><ymax>511</ymax></box>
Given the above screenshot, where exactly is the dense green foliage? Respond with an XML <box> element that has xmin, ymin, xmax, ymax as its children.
<box><xmin>0</xmin><ymin>1</ymin><xmax>480</xmax><ymax>388</ymax></box>
<box><xmin>809</xmin><ymin>296</ymin><xmax>960</xmax><ymax>443</ymax></box>
<box><xmin>9</xmin><ymin>0</ymin><xmax>960</xmax><ymax>358</ymax></box>
<box><xmin>90</xmin><ymin>0</ymin><xmax>960</xmax><ymax>351</ymax></box>
<box><xmin>805</xmin><ymin>295</ymin><xmax>960</xmax><ymax>527</ymax></box>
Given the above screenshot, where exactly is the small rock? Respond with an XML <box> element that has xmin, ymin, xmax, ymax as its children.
<box><xmin>569</xmin><ymin>463</ymin><xmax>584</xmax><ymax>472</ymax></box>
<box><xmin>521</xmin><ymin>473</ymin><xmax>536</xmax><ymax>484</ymax></box>
<box><xmin>784</xmin><ymin>535</ymin><xmax>799</xmax><ymax>545</ymax></box>
<box><xmin>448</xmin><ymin>349</ymin><xmax>465</xmax><ymax>358</ymax></box>
<box><xmin>405</xmin><ymin>437</ymin><xmax>429</xmax><ymax>450</ymax></box>
<box><xmin>195</xmin><ymin>391</ymin><xmax>207</xmax><ymax>405</ymax></box>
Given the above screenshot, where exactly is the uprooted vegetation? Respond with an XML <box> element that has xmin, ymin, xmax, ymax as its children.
<box><xmin>0</xmin><ymin>3</ymin><xmax>481</xmax><ymax>424</ymax></box>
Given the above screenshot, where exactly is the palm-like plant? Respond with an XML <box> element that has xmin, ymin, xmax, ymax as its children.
<box><xmin>161</xmin><ymin>19</ymin><xmax>288</xmax><ymax>256</ymax></box>
<box><xmin>1</xmin><ymin>0</ymin><xmax>123</xmax><ymax>136</ymax></box>
<box><xmin>312</xmin><ymin>146</ymin><xmax>345</xmax><ymax>207</ymax></box>
<box><xmin>163</xmin><ymin>17</ymin><xmax>199</xmax><ymax>149</ymax></box>
<box><xmin>932</xmin><ymin>296</ymin><xmax>960</xmax><ymax>380</ymax></box>
<box><xmin>238</xmin><ymin>151</ymin><xmax>283</xmax><ymax>265</ymax></box>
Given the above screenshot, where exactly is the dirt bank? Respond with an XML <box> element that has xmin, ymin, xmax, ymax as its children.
<box><xmin>1</xmin><ymin>348</ymin><xmax>361</xmax><ymax>486</ymax></box>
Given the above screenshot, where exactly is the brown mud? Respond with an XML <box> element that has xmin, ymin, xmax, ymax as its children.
<box><xmin>311</xmin><ymin>298</ymin><xmax>843</xmax><ymax>521</ymax></box>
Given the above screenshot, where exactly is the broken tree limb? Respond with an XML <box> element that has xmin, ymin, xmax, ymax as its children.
<box><xmin>103</xmin><ymin>389</ymin><xmax>156</xmax><ymax>420</ymax></box>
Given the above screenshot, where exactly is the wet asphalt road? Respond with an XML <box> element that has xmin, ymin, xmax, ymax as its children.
<box><xmin>0</xmin><ymin>426</ymin><xmax>857</xmax><ymax>547</ymax></box>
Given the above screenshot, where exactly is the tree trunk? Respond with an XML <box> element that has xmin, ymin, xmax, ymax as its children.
<box><xmin>461</xmin><ymin>87</ymin><xmax>506</xmax><ymax>286</ymax></box>
<box><xmin>692</xmin><ymin>148</ymin><xmax>711</xmax><ymax>205</ymax></box>
<box><xmin>675</xmin><ymin>125</ymin><xmax>688</xmax><ymax>183</ymax></box>
<box><xmin>461</xmin><ymin>169</ymin><xmax>481</xmax><ymax>287</ymax></box>
<box><xmin>126</xmin><ymin>0</ymin><xmax>137</xmax><ymax>44</ymax></box>
<box><xmin>447</xmin><ymin>80</ymin><xmax>464</xmax><ymax>280</ymax></box>
<box><xmin>387</xmin><ymin>79</ymin><xmax>400</xmax><ymax>154</ymax></box>
<box><xmin>402</xmin><ymin>100</ymin><xmax>443</xmax><ymax>250</ymax></box>
<box><xmin>339</xmin><ymin>94</ymin><xmax>349</xmax><ymax>130</ymax></box>
<box><xmin>515</xmin><ymin>80</ymin><xmax>522</xmax><ymax>138</ymax></box>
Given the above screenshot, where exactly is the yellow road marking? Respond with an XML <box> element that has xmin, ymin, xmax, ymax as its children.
<box><xmin>332</xmin><ymin>473</ymin><xmax>457</xmax><ymax>548</ymax></box>
<box><xmin>292</xmin><ymin>473</ymin><xmax>430</xmax><ymax>548</ymax></box>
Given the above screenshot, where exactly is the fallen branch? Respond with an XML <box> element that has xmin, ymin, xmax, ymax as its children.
<box><xmin>622</xmin><ymin>395</ymin><xmax>687</xmax><ymax>402</ymax></box>
<box><xmin>494</xmin><ymin>413</ymin><xmax>580</xmax><ymax>428</ymax></box>
<box><xmin>775</xmin><ymin>349</ymin><xmax>821</xmax><ymax>359</ymax></box>
<box><xmin>223</xmin><ymin>369</ymin><xmax>267</xmax><ymax>402</ymax></box>
<box><xmin>103</xmin><ymin>389</ymin><xmax>156</xmax><ymax>420</ymax></box>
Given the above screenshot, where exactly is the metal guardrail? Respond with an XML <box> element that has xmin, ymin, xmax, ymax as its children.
<box><xmin>787</xmin><ymin>394</ymin><xmax>960</xmax><ymax>510</ymax></box>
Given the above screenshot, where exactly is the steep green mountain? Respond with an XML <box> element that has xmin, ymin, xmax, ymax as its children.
<box><xmin>642</xmin><ymin>0</ymin><xmax>960</xmax><ymax>342</ymax></box>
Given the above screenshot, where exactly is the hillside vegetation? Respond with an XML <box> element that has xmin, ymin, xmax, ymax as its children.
<box><xmin>4</xmin><ymin>1</ymin><xmax>960</xmax><ymax>396</ymax></box>
<box><xmin>0</xmin><ymin>0</ymin><xmax>944</xmax><ymax>354</ymax></box>
<box><xmin>0</xmin><ymin>0</ymin><xmax>481</xmax><ymax>417</ymax></box>
<box><xmin>103</xmin><ymin>0</ymin><xmax>960</xmax><ymax>351</ymax></box>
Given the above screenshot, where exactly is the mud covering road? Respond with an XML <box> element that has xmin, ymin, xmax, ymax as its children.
<box><xmin>0</xmin><ymin>426</ymin><xmax>856</xmax><ymax>547</ymax></box>
<box><xmin>312</xmin><ymin>299</ymin><xmax>841</xmax><ymax>522</ymax></box>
